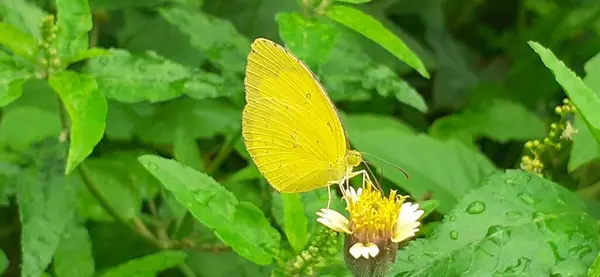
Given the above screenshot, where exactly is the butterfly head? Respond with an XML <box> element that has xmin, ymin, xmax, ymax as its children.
<box><xmin>346</xmin><ymin>150</ymin><xmax>362</xmax><ymax>167</ymax></box>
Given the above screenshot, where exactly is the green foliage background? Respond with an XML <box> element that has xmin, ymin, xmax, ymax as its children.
<box><xmin>1</xmin><ymin>0</ymin><xmax>600</xmax><ymax>276</ymax></box>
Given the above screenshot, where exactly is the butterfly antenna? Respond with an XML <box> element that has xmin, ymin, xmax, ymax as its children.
<box><xmin>361</xmin><ymin>152</ymin><xmax>410</xmax><ymax>180</ymax></box>
<box><xmin>363</xmin><ymin>160</ymin><xmax>384</xmax><ymax>185</ymax></box>
<box><xmin>362</xmin><ymin>160</ymin><xmax>383</xmax><ymax>191</ymax></box>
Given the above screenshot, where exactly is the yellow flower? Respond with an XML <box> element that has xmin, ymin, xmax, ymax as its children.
<box><xmin>316</xmin><ymin>181</ymin><xmax>424</xmax><ymax>260</ymax></box>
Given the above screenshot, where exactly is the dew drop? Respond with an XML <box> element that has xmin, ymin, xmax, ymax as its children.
<box><xmin>466</xmin><ymin>201</ymin><xmax>486</xmax><ymax>214</ymax></box>
<box><xmin>306</xmin><ymin>93</ymin><xmax>311</xmax><ymax>100</ymax></box>
<box><xmin>449</xmin><ymin>230</ymin><xmax>458</xmax><ymax>240</ymax></box>
<box><xmin>505</xmin><ymin>211</ymin><xmax>523</xmax><ymax>220</ymax></box>
<box><xmin>517</xmin><ymin>192</ymin><xmax>536</xmax><ymax>205</ymax></box>
<box><xmin>448</xmin><ymin>215</ymin><xmax>457</xmax><ymax>222</ymax></box>
<box><xmin>146</xmin><ymin>161</ymin><xmax>158</xmax><ymax>171</ymax></box>
<box><xmin>485</xmin><ymin>225</ymin><xmax>510</xmax><ymax>246</ymax></box>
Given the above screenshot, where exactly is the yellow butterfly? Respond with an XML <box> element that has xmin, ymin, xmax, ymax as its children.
<box><xmin>242</xmin><ymin>38</ymin><xmax>371</xmax><ymax>200</ymax></box>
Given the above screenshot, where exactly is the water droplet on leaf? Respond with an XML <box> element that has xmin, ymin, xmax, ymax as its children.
<box><xmin>449</xmin><ymin>230</ymin><xmax>458</xmax><ymax>240</ymax></box>
<box><xmin>146</xmin><ymin>161</ymin><xmax>158</xmax><ymax>171</ymax></box>
<box><xmin>505</xmin><ymin>211</ymin><xmax>523</xmax><ymax>220</ymax></box>
<box><xmin>466</xmin><ymin>201</ymin><xmax>486</xmax><ymax>214</ymax></box>
<box><xmin>485</xmin><ymin>225</ymin><xmax>510</xmax><ymax>246</ymax></box>
<box><xmin>517</xmin><ymin>192</ymin><xmax>536</xmax><ymax>205</ymax></box>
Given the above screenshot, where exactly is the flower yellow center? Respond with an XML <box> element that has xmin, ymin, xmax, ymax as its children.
<box><xmin>346</xmin><ymin>183</ymin><xmax>405</xmax><ymax>242</ymax></box>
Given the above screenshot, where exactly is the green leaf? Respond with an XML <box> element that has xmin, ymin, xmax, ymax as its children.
<box><xmin>275</xmin><ymin>12</ymin><xmax>427</xmax><ymax>111</ymax></box>
<box><xmin>49</xmin><ymin>71</ymin><xmax>107</xmax><ymax>174</ymax></box>
<box><xmin>429</xmin><ymin>99</ymin><xmax>546</xmax><ymax>144</ymax></box>
<box><xmin>326</xmin><ymin>5</ymin><xmax>429</xmax><ymax>78</ymax></box>
<box><xmin>98</xmin><ymin>250</ymin><xmax>187</xmax><ymax>277</ymax></box>
<box><xmin>135</xmin><ymin>98</ymin><xmax>241</xmax><ymax>145</ymax></box>
<box><xmin>173</xmin><ymin>127</ymin><xmax>206</xmax><ymax>172</ymax></box>
<box><xmin>0</xmin><ymin>106</ymin><xmax>61</xmax><ymax>150</ymax></box>
<box><xmin>345</xmin><ymin>115</ymin><xmax>497</xmax><ymax>212</ymax></box>
<box><xmin>77</xmin><ymin>157</ymin><xmax>144</xmax><ymax>221</ymax></box>
<box><xmin>116</xmin><ymin>9</ymin><xmax>207</xmax><ymax>68</ymax></box>
<box><xmin>0</xmin><ymin>249</ymin><xmax>7</xmax><ymax>275</ymax></box>
<box><xmin>0</xmin><ymin>22</ymin><xmax>38</xmax><ymax>60</ymax></box>
<box><xmin>426</xmin><ymin>20</ymin><xmax>478</xmax><ymax>110</ymax></box>
<box><xmin>185</xmin><ymin>250</ymin><xmax>271</xmax><ymax>277</ymax></box>
<box><xmin>569</xmin><ymin>116</ymin><xmax>599</xmax><ymax>171</ymax></box>
<box><xmin>56</xmin><ymin>0</ymin><xmax>92</xmax><ymax>60</ymax></box>
<box><xmin>389</xmin><ymin>170</ymin><xmax>600</xmax><ymax>277</ymax></box>
<box><xmin>17</xmin><ymin>141</ymin><xmax>77</xmax><ymax>277</ymax></box>
<box><xmin>0</xmin><ymin>58</ymin><xmax>34</xmax><ymax>107</ymax></box>
<box><xmin>273</xmin><ymin>188</ymin><xmax>345</xmax><ymax>237</ymax></box>
<box><xmin>53</xmin><ymin>224</ymin><xmax>94</xmax><ymax>277</ymax></box>
<box><xmin>569</xmin><ymin>52</ymin><xmax>600</xmax><ymax>171</ymax></box>
<box><xmin>340</xmin><ymin>113</ymin><xmax>415</xmax><ymax>134</ymax></box>
<box><xmin>275</xmin><ymin>12</ymin><xmax>338</xmax><ymax>68</ymax></box>
<box><xmin>65</xmin><ymin>47</ymin><xmax>112</xmax><ymax>65</ymax></box>
<box><xmin>333</xmin><ymin>0</ymin><xmax>372</xmax><ymax>3</ymax></box>
<box><xmin>589</xmin><ymin>252</ymin><xmax>600</xmax><ymax>277</ymax></box>
<box><xmin>159</xmin><ymin>7</ymin><xmax>250</xmax><ymax>73</ymax></box>
<box><xmin>139</xmin><ymin>155</ymin><xmax>280</xmax><ymax>265</ymax></box>
<box><xmin>281</xmin><ymin>193</ymin><xmax>308</xmax><ymax>253</ymax></box>
<box><xmin>0</xmin><ymin>0</ymin><xmax>46</xmax><ymax>39</ymax></box>
<box><xmin>418</xmin><ymin>199</ymin><xmax>440</xmax><ymax>219</ymax></box>
<box><xmin>529</xmin><ymin>41</ymin><xmax>600</xmax><ymax>146</ymax></box>
<box><xmin>183</xmin><ymin>72</ymin><xmax>227</xmax><ymax>100</ymax></box>
<box><xmin>84</xmin><ymin>49</ymin><xmax>223</xmax><ymax>103</ymax></box>
<box><xmin>363</xmin><ymin>64</ymin><xmax>428</xmax><ymax>112</ymax></box>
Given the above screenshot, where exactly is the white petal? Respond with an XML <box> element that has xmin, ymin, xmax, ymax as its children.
<box><xmin>392</xmin><ymin>202</ymin><xmax>424</xmax><ymax>243</ymax></box>
<box><xmin>349</xmin><ymin>243</ymin><xmax>366</xmax><ymax>259</ymax></box>
<box><xmin>316</xmin><ymin>209</ymin><xmax>351</xmax><ymax>234</ymax></box>
<box><xmin>397</xmin><ymin>202</ymin><xmax>424</xmax><ymax>225</ymax></box>
<box><xmin>365</xmin><ymin>243</ymin><xmax>380</xmax><ymax>258</ymax></box>
<box><xmin>345</xmin><ymin>186</ymin><xmax>361</xmax><ymax>204</ymax></box>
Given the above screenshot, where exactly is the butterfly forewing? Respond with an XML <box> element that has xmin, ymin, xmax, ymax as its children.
<box><xmin>242</xmin><ymin>38</ymin><xmax>348</xmax><ymax>192</ymax></box>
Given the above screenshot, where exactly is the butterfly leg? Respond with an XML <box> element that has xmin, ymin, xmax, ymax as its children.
<box><xmin>326</xmin><ymin>184</ymin><xmax>332</xmax><ymax>209</ymax></box>
<box><xmin>325</xmin><ymin>178</ymin><xmax>347</xmax><ymax>209</ymax></box>
<box><xmin>346</xmin><ymin>170</ymin><xmax>372</xmax><ymax>188</ymax></box>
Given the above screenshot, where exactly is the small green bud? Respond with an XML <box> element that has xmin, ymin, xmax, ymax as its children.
<box><xmin>555</xmin><ymin>106</ymin><xmax>563</xmax><ymax>115</ymax></box>
<box><xmin>51</xmin><ymin>58</ymin><xmax>61</xmax><ymax>66</ymax></box>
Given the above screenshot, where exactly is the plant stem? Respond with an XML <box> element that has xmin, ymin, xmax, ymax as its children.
<box><xmin>55</xmin><ymin>96</ymin><xmax>165</xmax><ymax>249</ymax></box>
<box><xmin>206</xmin><ymin>131</ymin><xmax>241</xmax><ymax>175</ymax></box>
<box><xmin>79</xmin><ymin>164</ymin><xmax>165</xmax><ymax>249</ymax></box>
<box><xmin>177</xmin><ymin>263</ymin><xmax>198</xmax><ymax>277</ymax></box>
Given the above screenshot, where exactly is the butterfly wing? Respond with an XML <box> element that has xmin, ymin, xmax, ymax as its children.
<box><xmin>242</xmin><ymin>38</ymin><xmax>347</xmax><ymax>192</ymax></box>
